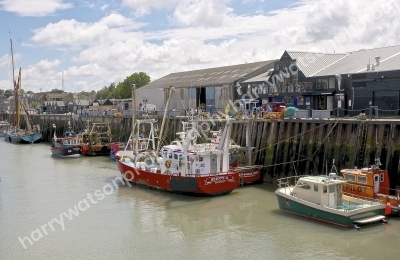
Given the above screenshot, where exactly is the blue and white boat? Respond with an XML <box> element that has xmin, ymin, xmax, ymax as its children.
<box><xmin>51</xmin><ymin>124</ymin><xmax>81</xmax><ymax>158</ymax></box>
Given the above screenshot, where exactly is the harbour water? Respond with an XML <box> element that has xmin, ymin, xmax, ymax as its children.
<box><xmin>1</xmin><ymin>141</ymin><xmax>400</xmax><ymax>260</ymax></box>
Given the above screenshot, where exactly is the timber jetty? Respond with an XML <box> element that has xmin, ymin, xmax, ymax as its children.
<box><xmin>2</xmin><ymin>113</ymin><xmax>400</xmax><ymax>188</ymax></box>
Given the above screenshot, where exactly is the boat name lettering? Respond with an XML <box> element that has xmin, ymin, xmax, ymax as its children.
<box><xmin>239</xmin><ymin>171</ymin><xmax>259</xmax><ymax>177</ymax></box>
<box><xmin>344</xmin><ymin>184</ymin><xmax>367</xmax><ymax>193</ymax></box>
<box><xmin>204</xmin><ymin>176</ymin><xmax>234</xmax><ymax>185</ymax></box>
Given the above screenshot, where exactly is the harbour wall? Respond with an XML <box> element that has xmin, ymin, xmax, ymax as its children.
<box><xmin>3</xmin><ymin>113</ymin><xmax>400</xmax><ymax>188</ymax></box>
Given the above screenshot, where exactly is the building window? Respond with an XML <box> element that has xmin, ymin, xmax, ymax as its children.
<box><xmin>329</xmin><ymin>78</ymin><xmax>335</xmax><ymax>89</ymax></box>
<box><xmin>316</xmin><ymin>79</ymin><xmax>328</xmax><ymax>90</ymax></box>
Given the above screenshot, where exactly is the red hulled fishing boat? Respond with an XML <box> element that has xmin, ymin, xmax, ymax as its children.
<box><xmin>116</xmin><ymin>86</ymin><xmax>239</xmax><ymax>196</ymax></box>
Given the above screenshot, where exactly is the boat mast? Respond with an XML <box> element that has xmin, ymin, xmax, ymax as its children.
<box><xmin>156</xmin><ymin>86</ymin><xmax>173</xmax><ymax>152</ymax></box>
<box><xmin>131</xmin><ymin>84</ymin><xmax>136</xmax><ymax>155</ymax></box>
<box><xmin>9</xmin><ymin>30</ymin><xmax>20</xmax><ymax>128</ymax></box>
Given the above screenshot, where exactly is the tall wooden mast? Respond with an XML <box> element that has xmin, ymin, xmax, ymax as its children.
<box><xmin>9</xmin><ymin>30</ymin><xmax>20</xmax><ymax>128</ymax></box>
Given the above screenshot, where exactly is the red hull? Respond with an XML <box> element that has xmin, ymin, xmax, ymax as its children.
<box><xmin>117</xmin><ymin>160</ymin><xmax>240</xmax><ymax>196</ymax></box>
<box><xmin>238</xmin><ymin>169</ymin><xmax>262</xmax><ymax>184</ymax></box>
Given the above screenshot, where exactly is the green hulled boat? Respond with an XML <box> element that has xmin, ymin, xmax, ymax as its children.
<box><xmin>275</xmin><ymin>172</ymin><xmax>388</xmax><ymax>229</ymax></box>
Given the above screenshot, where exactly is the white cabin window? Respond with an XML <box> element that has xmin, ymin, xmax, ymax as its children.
<box><xmin>174</xmin><ymin>153</ymin><xmax>178</xmax><ymax>160</ymax></box>
<box><xmin>380</xmin><ymin>173</ymin><xmax>384</xmax><ymax>182</ymax></box>
<box><xmin>323</xmin><ymin>186</ymin><xmax>327</xmax><ymax>193</ymax></box>
<box><xmin>297</xmin><ymin>182</ymin><xmax>311</xmax><ymax>189</ymax></box>
<box><xmin>314</xmin><ymin>184</ymin><xmax>318</xmax><ymax>192</ymax></box>
<box><xmin>199</xmin><ymin>156</ymin><xmax>203</xmax><ymax>162</ymax></box>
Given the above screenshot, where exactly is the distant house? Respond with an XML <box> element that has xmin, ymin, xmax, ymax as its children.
<box><xmin>43</xmin><ymin>101</ymin><xmax>66</xmax><ymax>114</ymax></box>
<box><xmin>90</xmin><ymin>99</ymin><xmax>115</xmax><ymax>110</ymax></box>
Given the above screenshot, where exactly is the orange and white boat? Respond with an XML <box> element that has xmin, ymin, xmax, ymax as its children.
<box><xmin>340</xmin><ymin>158</ymin><xmax>400</xmax><ymax>216</ymax></box>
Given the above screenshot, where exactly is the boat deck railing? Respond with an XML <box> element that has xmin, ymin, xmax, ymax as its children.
<box><xmin>277</xmin><ymin>175</ymin><xmax>309</xmax><ymax>188</ymax></box>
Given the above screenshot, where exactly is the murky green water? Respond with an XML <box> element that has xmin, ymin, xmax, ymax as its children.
<box><xmin>1</xmin><ymin>142</ymin><xmax>399</xmax><ymax>260</ymax></box>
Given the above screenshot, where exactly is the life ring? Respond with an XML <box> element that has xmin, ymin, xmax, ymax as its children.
<box><xmin>165</xmin><ymin>159</ymin><xmax>171</xmax><ymax>168</ymax></box>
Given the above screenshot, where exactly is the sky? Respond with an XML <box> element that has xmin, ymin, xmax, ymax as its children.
<box><xmin>0</xmin><ymin>0</ymin><xmax>399</xmax><ymax>94</ymax></box>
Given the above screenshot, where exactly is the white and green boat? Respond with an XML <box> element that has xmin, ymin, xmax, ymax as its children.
<box><xmin>275</xmin><ymin>171</ymin><xmax>388</xmax><ymax>229</ymax></box>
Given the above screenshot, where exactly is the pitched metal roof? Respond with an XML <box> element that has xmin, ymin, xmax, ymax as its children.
<box><xmin>143</xmin><ymin>60</ymin><xmax>277</xmax><ymax>90</ymax></box>
<box><xmin>314</xmin><ymin>45</ymin><xmax>400</xmax><ymax>76</ymax></box>
<box><xmin>242</xmin><ymin>70</ymin><xmax>273</xmax><ymax>83</ymax></box>
<box><xmin>286</xmin><ymin>51</ymin><xmax>349</xmax><ymax>77</ymax></box>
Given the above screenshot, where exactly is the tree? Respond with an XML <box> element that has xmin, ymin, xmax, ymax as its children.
<box><xmin>4</xmin><ymin>89</ymin><xmax>13</xmax><ymax>98</ymax></box>
<box><xmin>96</xmin><ymin>82</ymin><xmax>116</xmax><ymax>100</ymax></box>
<box><xmin>50</xmin><ymin>88</ymin><xmax>63</xmax><ymax>93</ymax></box>
<box><xmin>118</xmin><ymin>72</ymin><xmax>151</xmax><ymax>99</ymax></box>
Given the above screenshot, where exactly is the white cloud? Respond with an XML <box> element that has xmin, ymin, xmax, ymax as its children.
<box><xmin>122</xmin><ymin>0</ymin><xmax>179</xmax><ymax>16</ymax></box>
<box><xmin>172</xmin><ymin>0</ymin><xmax>233</xmax><ymax>27</ymax></box>
<box><xmin>18</xmin><ymin>0</ymin><xmax>400</xmax><ymax>93</ymax></box>
<box><xmin>0</xmin><ymin>0</ymin><xmax>72</xmax><ymax>17</ymax></box>
<box><xmin>31</xmin><ymin>13</ymin><xmax>142</xmax><ymax>47</ymax></box>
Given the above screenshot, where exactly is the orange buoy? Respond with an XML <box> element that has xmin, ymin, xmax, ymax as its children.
<box><xmin>385</xmin><ymin>203</ymin><xmax>392</xmax><ymax>215</ymax></box>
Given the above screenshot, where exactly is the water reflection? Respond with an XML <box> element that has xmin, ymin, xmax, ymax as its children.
<box><xmin>1</xmin><ymin>142</ymin><xmax>400</xmax><ymax>260</ymax></box>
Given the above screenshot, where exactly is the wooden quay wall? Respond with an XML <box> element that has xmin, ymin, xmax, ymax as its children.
<box><xmin>4</xmin><ymin>113</ymin><xmax>400</xmax><ymax>189</ymax></box>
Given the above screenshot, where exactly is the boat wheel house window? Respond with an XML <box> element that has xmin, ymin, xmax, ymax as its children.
<box><xmin>357</xmin><ymin>176</ymin><xmax>367</xmax><ymax>184</ymax></box>
<box><xmin>199</xmin><ymin>156</ymin><xmax>203</xmax><ymax>162</ymax></box>
<box><xmin>314</xmin><ymin>184</ymin><xmax>318</xmax><ymax>192</ymax></box>
<box><xmin>298</xmin><ymin>182</ymin><xmax>311</xmax><ymax>189</ymax></box>
<box><xmin>323</xmin><ymin>186</ymin><xmax>327</xmax><ymax>193</ymax></box>
<box><xmin>343</xmin><ymin>174</ymin><xmax>356</xmax><ymax>182</ymax></box>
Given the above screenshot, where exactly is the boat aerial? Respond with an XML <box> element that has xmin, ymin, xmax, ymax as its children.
<box><xmin>340</xmin><ymin>156</ymin><xmax>400</xmax><ymax>216</ymax></box>
<box><xmin>50</xmin><ymin>122</ymin><xmax>81</xmax><ymax>158</ymax></box>
<box><xmin>275</xmin><ymin>161</ymin><xmax>389</xmax><ymax>229</ymax></box>
<box><xmin>116</xmin><ymin>85</ymin><xmax>240</xmax><ymax>196</ymax></box>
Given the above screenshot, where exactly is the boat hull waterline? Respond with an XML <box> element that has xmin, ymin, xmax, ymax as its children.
<box><xmin>117</xmin><ymin>160</ymin><xmax>240</xmax><ymax>196</ymax></box>
<box><xmin>51</xmin><ymin>146</ymin><xmax>81</xmax><ymax>158</ymax></box>
<box><xmin>275</xmin><ymin>191</ymin><xmax>386</xmax><ymax>228</ymax></box>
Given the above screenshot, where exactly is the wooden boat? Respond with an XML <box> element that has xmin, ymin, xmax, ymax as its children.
<box><xmin>340</xmin><ymin>157</ymin><xmax>400</xmax><ymax>216</ymax></box>
<box><xmin>79</xmin><ymin>121</ymin><xmax>112</xmax><ymax>156</ymax></box>
<box><xmin>117</xmin><ymin>86</ymin><xmax>239</xmax><ymax>196</ymax></box>
<box><xmin>50</xmin><ymin>123</ymin><xmax>81</xmax><ymax>158</ymax></box>
<box><xmin>4</xmin><ymin>33</ymin><xmax>23</xmax><ymax>144</ymax></box>
<box><xmin>275</xmin><ymin>164</ymin><xmax>389</xmax><ymax>229</ymax></box>
<box><xmin>4</xmin><ymin>32</ymin><xmax>41</xmax><ymax>144</ymax></box>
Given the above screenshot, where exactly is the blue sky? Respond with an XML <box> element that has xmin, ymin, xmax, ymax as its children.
<box><xmin>0</xmin><ymin>0</ymin><xmax>399</xmax><ymax>93</ymax></box>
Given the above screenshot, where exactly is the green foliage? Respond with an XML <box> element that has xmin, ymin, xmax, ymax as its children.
<box><xmin>50</xmin><ymin>88</ymin><xmax>63</xmax><ymax>93</ymax></box>
<box><xmin>118</xmin><ymin>72</ymin><xmax>151</xmax><ymax>99</ymax></box>
<box><xmin>4</xmin><ymin>89</ymin><xmax>13</xmax><ymax>98</ymax></box>
<box><xmin>31</xmin><ymin>101</ymin><xmax>40</xmax><ymax>108</ymax></box>
<box><xmin>95</xmin><ymin>72</ymin><xmax>151</xmax><ymax>99</ymax></box>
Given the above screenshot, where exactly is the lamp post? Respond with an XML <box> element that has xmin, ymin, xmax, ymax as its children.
<box><xmin>39</xmin><ymin>88</ymin><xmax>42</xmax><ymax>114</ymax></box>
